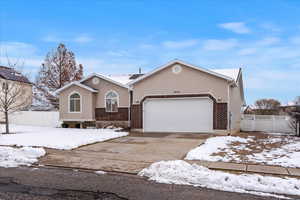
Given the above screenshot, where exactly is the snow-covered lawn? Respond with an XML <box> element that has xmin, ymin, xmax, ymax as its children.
<box><xmin>139</xmin><ymin>160</ymin><xmax>300</xmax><ymax>199</ymax></box>
<box><xmin>0</xmin><ymin>146</ymin><xmax>45</xmax><ymax>168</ymax></box>
<box><xmin>185</xmin><ymin>133</ymin><xmax>300</xmax><ymax>168</ymax></box>
<box><xmin>185</xmin><ymin>136</ymin><xmax>252</xmax><ymax>162</ymax></box>
<box><xmin>0</xmin><ymin>124</ymin><xmax>128</xmax><ymax>150</ymax></box>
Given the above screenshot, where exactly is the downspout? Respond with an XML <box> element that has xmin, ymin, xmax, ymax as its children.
<box><xmin>128</xmin><ymin>87</ymin><xmax>133</xmax><ymax>129</ymax></box>
<box><xmin>227</xmin><ymin>81</ymin><xmax>234</xmax><ymax>135</ymax></box>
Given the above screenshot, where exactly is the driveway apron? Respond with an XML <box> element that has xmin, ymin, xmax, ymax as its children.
<box><xmin>39</xmin><ymin>135</ymin><xmax>204</xmax><ymax>173</ymax></box>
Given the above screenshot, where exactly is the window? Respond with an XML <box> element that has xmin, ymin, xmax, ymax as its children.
<box><xmin>69</xmin><ymin>93</ymin><xmax>81</xmax><ymax>112</ymax></box>
<box><xmin>105</xmin><ymin>91</ymin><xmax>118</xmax><ymax>112</ymax></box>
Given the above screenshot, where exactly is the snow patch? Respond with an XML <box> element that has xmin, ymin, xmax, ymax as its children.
<box><xmin>0</xmin><ymin>125</ymin><xmax>128</xmax><ymax>150</ymax></box>
<box><xmin>211</xmin><ymin>68</ymin><xmax>240</xmax><ymax>81</ymax></box>
<box><xmin>185</xmin><ymin>136</ymin><xmax>251</xmax><ymax>161</ymax></box>
<box><xmin>95</xmin><ymin>170</ymin><xmax>107</xmax><ymax>175</ymax></box>
<box><xmin>247</xmin><ymin>141</ymin><xmax>300</xmax><ymax>168</ymax></box>
<box><xmin>139</xmin><ymin>160</ymin><xmax>299</xmax><ymax>199</ymax></box>
<box><xmin>31</xmin><ymin>85</ymin><xmax>55</xmax><ymax>111</ymax></box>
<box><xmin>0</xmin><ymin>146</ymin><xmax>45</xmax><ymax>168</ymax></box>
<box><xmin>105</xmin><ymin>74</ymin><xmax>132</xmax><ymax>85</ymax></box>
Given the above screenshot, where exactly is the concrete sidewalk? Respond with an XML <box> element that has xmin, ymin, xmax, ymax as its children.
<box><xmin>187</xmin><ymin>160</ymin><xmax>300</xmax><ymax>177</ymax></box>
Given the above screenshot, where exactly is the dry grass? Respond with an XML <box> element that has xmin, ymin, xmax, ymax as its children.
<box><xmin>211</xmin><ymin>132</ymin><xmax>299</xmax><ymax>164</ymax></box>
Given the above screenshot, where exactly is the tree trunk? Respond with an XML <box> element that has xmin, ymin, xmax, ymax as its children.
<box><xmin>297</xmin><ymin>121</ymin><xmax>300</xmax><ymax>137</ymax></box>
<box><xmin>5</xmin><ymin>111</ymin><xmax>9</xmax><ymax>134</ymax></box>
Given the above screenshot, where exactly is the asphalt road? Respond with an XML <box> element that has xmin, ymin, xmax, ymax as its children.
<box><xmin>0</xmin><ymin>166</ymin><xmax>296</xmax><ymax>200</ymax></box>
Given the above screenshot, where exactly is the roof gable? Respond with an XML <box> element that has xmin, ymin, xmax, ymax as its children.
<box><xmin>80</xmin><ymin>73</ymin><xmax>129</xmax><ymax>88</ymax></box>
<box><xmin>129</xmin><ymin>60</ymin><xmax>236</xmax><ymax>86</ymax></box>
<box><xmin>55</xmin><ymin>82</ymin><xmax>98</xmax><ymax>94</ymax></box>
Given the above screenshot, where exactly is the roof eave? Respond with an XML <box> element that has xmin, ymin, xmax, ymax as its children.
<box><xmin>129</xmin><ymin>59</ymin><xmax>234</xmax><ymax>86</ymax></box>
<box><xmin>55</xmin><ymin>82</ymin><xmax>98</xmax><ymax>95</ymax></box>
<box><xmin>80</xmin><ymin>73</ymin><xmax>129</xmax><ymax>89</ymax></box>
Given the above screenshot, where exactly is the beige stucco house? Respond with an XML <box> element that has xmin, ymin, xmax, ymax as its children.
<box><xmin>56</xmin><ymin>60</ymin><xmax>245</xmax><ymax>134</ymax></box>
<box><xmin>0</xmin><ymin>66</ymin><xmax>33</xmax><ymax>122</ymax></box>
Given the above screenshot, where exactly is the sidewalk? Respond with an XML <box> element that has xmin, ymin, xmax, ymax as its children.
<box><xmin>187</xmin><ymin>160</ymin><xmax>300</xmax><ymax>177</ymax></box>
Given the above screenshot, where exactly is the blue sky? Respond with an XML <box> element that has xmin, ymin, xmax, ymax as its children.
<box><xmin>1</xmin><ymin>0</ymin><xmax>300</xmax><ymax>105</ymax></box>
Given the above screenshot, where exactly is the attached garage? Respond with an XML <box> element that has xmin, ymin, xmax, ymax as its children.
<box><xmin>143</xmin><ymin>97</ymin><xmax>213</xmax><ymax>133</ymax></box>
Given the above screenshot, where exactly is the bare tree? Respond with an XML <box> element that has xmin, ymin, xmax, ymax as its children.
<box><xmin>36</xmin><ymin>43</ymin><xmax>83</xmax><ymax>92</ymax></box>
<box><xmin>288</xmin><ymin>106</ymin><xmax>300</xmax><ymax>136</ymax></box>
<box><xmin>254</xmin><ymin>98</ymin><xmax>281</xmax><ymax>115</ymax></box>
<box><xmin>294</xmin><ymin>96</ymin><xmax>300</xmax><ymax>105</ymax></box>
<box><xmin>0</xmin><ymin>61</ymin><xmax>31</xmax><ymax>134</ymax></box>
<box><xmin>35</xmin><ymin>43</ymin><xmax>83</xmax><ymax>108</ymax></box>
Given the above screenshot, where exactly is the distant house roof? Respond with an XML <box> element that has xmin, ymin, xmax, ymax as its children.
<box><xmin>0</xmin><ymin>66</ymin><xmax>31</xmax><ymax>84</ymax></box>
<box><xmin>129</xmin><ymin>73</ymin><xmax>145</xmax><ymax>80</ymax></box>
<box><xmin>105</xmin><ymin>74</ymin><xmax>132</xmax><ymax>85</ymax></box>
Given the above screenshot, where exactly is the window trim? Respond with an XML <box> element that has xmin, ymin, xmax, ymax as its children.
<box><xmin>105</xmin><ymin>90</ymin><xmax>119</xmax><ymax>112</ymax></box>
<box><xmin>68</xmin><ymin>91</ymin><xmax>82</xmax><ymax>113</ymax></box>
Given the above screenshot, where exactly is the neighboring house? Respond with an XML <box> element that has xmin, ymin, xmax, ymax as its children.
<box><xmin>0</xmin><ymin>66</ymin><xmax>33</xmax><ymax>122</ymax></box>
<box><xmin>279</xmin><ymin>103</ymin><xmax>300</xmax><ymax>115</ymax></box>
<box><xmin>56</xmin><ymin>60</ymin><xmax>245</xmax><ymax>134</ymax></box>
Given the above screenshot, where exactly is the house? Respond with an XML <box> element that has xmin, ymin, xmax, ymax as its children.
<box><xmin>56</xmin><ymin>60</ymin><xmax>245</xmax><ymax>134</ymax></box>
<box><xmin>0</xmin><ymin>66</ymin><xmax>33</xmax><ymax>122</ymax></box>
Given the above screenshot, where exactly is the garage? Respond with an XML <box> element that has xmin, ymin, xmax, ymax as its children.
<box><xmin>143</xmin><ymin>97</ymin><xmax>213</xmax><ymax>133</ymax></box>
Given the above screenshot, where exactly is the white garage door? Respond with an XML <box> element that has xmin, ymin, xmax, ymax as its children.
<box><xmin>143</xmin><ymin>97</ymin><xmax>213</xmax><ymax>133</ymax></box>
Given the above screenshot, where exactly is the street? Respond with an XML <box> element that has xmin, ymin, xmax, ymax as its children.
<box><xmin>0</xmin><ymin>166</ymin><xmax>294</xmax><ymax>200</ymax></box>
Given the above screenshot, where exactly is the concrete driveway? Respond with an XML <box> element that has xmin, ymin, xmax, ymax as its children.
<box><xmin>39</xmin><ymin>133</ymin><xmax>205</xmax><ymax>173</ymax></box>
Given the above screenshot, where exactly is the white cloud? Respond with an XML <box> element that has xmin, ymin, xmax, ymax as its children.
<box><xmin>238</xmin><ymin>48</ymin><xmax>257</xmax><ymax>56</ymax></box>
<box><xmin>139</xmin><ymin>44</ymin><xmax>155</xmax><ymax>49</ymax></box>
<box><xmin>162</xmin><ymin>39</ymin><xmax>199</xmax><ymax>49</ymax></box>
<box><xmin>42</xmin><ymin>35</ymin><xmax>62</xmax><ymax>43</ymax></box>
<box><xmin>73</xmin><ymin>35</ymin><xmax>93</xmax><ymax>43</ymax></box>
<box><xmin>245</xmin><ymin>69</ymin><xmax>300</xmax><ymax>91</ymax></box>
<box><xmin>260</xmin><ymin>23</ymin><xmax>281</xmax><ymax>32</ymax></box>
<box><xmin>202</xmin><ymin>39</ymin><xmax>238</xmax><ymax>51</ymax></box>
<box><xmin>256</xmin><ymin>37</ymin><xmax>280</xmax><ymax>46</ymax></box>
<box><xmin>219</xmin><ymin>22</ymin><xmax>251</xmax><ymax>34</ymax></box>
<box><xmin>106</xmin><ymin>50</ymin><xmax>130</xmax><ymax>57</ymax></box>
<box><xmin>290</xmin><ymin>36</ymin><xmax>300</xmax><ymax>44</ymax></box>
<box><xmin>0</xmin><ymin>42</ymin><xmax>37</xmax><ymax>56</ymax></box>
<box><xmin>42</xmin><ymin>34</ymin><xmax>93</xmax><ymax>43</ymax></box>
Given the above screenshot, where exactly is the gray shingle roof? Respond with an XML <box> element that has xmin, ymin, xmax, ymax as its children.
<box><xmin>0</xmin><ymin>66</ymin><xmax>31</xmax><ymax>84</ymax></box>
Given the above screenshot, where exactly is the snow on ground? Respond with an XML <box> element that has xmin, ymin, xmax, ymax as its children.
<box><xmin>0</xmin><ymin>146</ymin><xmax>45</xmax><ymax>168</ymax></box>
<box><xmin>185</xmin><ymin>134</ymin><xmax>300</xmax><ymax>168</ymax></box>
<box><xmin>31</xmin><ymin>85</ymin><xmax>55</xmax><ymax>111</ymax></box>
<box><xmin>248</xmin><ymin>142</ymin><xmax>300</xmax><ymax>168</ymax></box>
<box><xmin>95</xmin><ymin>170</ymin><xmax>107</xmax><ymax>175</ymax></box>
<box><xmin>0</xmin><ymin>125</ymin><xmax>128</xmax><ymax>150</ymax></box>
<box><xmin>139</xmin><ymin>160</ymin><xmax>300</xmax><ymax>199</ymax></box>
<box><xmin>185</xmin><ymin>136</ymin><xmax>252</xmax><ymax>162</ymax></box>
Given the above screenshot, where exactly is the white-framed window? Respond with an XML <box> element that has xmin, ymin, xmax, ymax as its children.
<box><xmin>69</xmin><ymin>92</ymin><xmax>81</xmax><ymax>113</ymax></box>
<box><xmin>105</xmin><ymin>90</ymin><xmax>118</xmax><ymax>112</ymax></box>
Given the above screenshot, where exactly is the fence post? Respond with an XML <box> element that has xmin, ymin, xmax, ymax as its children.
<box><xmin>272</xmin><ymin>115</ymin><xmax>275</xmax><ymax>132</ymax></box>
<box><xmin>252</xmin><ymin>115</ymin><xmax>255</xmax><ymax>131</ymax></box>
<box><xmin>296</xmin><ymin>121</ymin><xmax>300</xmax><ymax>136</ymax></box>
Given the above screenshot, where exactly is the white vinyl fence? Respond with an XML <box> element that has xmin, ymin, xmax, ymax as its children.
<box><xmin>9</xmin><ymin>111</ymin><xmax>59</xmax><ymax>127</ymax></box>
<box><xmin>241</xmin><ymin>114</ymin><xmax>294</xmax><ymax>134</ymax></box>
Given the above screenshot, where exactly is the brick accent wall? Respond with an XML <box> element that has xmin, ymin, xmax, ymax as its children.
<box><xmin>95</xmin><ymin>107</ymin><xmax>129</xmax><ymax>121</ymax></box>
<box><xmin>130</xmin><ymin>104</ymin><xmax>142</xmax><ymax>128</ymax></box>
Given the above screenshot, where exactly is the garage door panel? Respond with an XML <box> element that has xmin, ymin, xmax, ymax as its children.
<box><xmin>144</xmin><ymin>98</ymin><xmax>213</xmax><ymax>133</ymax></box>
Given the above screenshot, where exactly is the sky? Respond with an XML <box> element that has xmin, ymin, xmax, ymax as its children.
<box><xmin>0</xmin><ymin>0</ymin><xmax>300</xmax><ymax>105</ymax></box>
